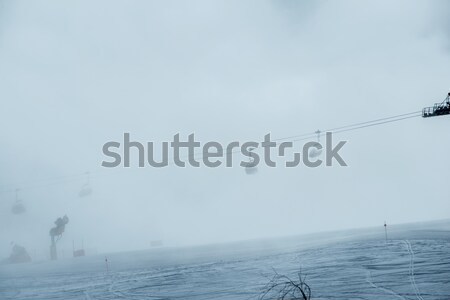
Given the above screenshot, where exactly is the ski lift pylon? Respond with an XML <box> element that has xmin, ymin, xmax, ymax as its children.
<box><xmin>11</xmin><ymin>188</ymin><xmax>26</xmax><ymax>215</ymax></box>
<box><xmin>308</xmin><ymin>130</ymin><xmax>323</xmax><ymax>158</ymax></box>
<box><xmin>78</xmin><ymin>171</ymin><xmax>93</xmax><ymax>197</ymax></box>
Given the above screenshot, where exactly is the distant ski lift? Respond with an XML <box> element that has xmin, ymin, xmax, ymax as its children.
<box><xmin>308</xmin><ymin>130</ymin><xmax>323</xmax><ymax>158</ymax></box>
<box><xmin>11</xmin><ymin>189</ymin><xmax>26</xmax><ymax>215</ymax></box>
<box><xmin>78</xmin><ymin>172</ymin><xmax>93</xmax><ymax>197</ymax></box>
<box><xmin>245</xmin><ymin>148</ymin><xmax>258</xmax><ymax>175</ymax></box>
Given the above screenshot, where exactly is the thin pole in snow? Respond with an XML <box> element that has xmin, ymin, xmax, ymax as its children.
<box><xmin>105</xmin><ymin>256</ymin><xmax>109</xmax><ymax>273</ymax></box>
<box><xmin>384</xmin><ymin>221</ymin><xmax>388</xmax><ymax>243</ymax></box>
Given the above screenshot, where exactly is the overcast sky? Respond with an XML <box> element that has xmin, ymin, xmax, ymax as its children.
<box><xmin>0</xmin><ymin>0</ymin><xmax>449</xmax><ymax>258</ymax></box>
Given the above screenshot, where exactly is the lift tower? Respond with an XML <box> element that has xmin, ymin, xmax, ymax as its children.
<box><xmin>422</xmin><ymin>92</ymin><xmax>450</xmax><ymax>118</ymax></box>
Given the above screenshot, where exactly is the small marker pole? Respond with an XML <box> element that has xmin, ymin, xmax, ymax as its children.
<box><xmin>384</xmin><ymin>221</ymin><xmax>388</xmax><ymax>243</ymax></box>
<box><xmin>105</xmin><ymin>256</ymin><xmax>109</xmax><ymax>273</ymax></box>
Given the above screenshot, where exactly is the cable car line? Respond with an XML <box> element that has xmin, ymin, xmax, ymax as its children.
<box><xmin>0</xmin><ymin>110</ymin><xmax>423</xmax><ymax>193</ymax></box>
<box><xmin>273</xmin><ymin>111</ymin><xmax>421</xmax><ymax>144</ymax></box>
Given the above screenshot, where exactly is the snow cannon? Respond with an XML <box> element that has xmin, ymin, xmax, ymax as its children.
<box><xmin>49</xmin><ymin>215</ymin><xmax>69</xmax><ymax>260</ymax></box>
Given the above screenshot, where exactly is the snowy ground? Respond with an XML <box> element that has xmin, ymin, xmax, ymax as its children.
<box><xmin>1</xmin><ymin>226</ymin><xmax>449</xmax><ymax>300</ymax></box>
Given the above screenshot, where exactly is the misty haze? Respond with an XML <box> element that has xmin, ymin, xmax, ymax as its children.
<box><xmin>0</xmin><ymin>1</ymin><xmax>449</xmax><ymax>299</ymax></box>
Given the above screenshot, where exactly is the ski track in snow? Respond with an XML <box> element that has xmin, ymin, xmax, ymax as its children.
<box><xmin>403</xmin><ymin>240</ymin><xmax>424</xmax><ymax>300</ymax></box>
<box><xmin>1</xmin><ymin>236</ymin><xmax>449</xmax><ymax>300</ymax></box>
<box><xmin>365</xmin><ymin>270</ymin><xmax>407</xmax><ymax>300</ymax></box>
<box><xmin>83</xmin><ymin>290</ymin><xmax>93</xmax><ymax>300</ymax></box>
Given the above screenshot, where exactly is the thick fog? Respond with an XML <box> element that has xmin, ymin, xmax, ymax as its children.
<box><xmin>0</xmin><ymin>0</ymin><xmax>449</xmax><ymax>259</ymax></box>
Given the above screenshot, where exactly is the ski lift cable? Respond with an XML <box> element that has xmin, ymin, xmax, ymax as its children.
<box><xmin>0</xmin><ymin>172</ymin><xmax>88</xmax><ymax>190</ymax></box>
<box><xmin>177</xmin><ymin>111</ymin><xmax>422</xmax><ymax>163</ymax></box>
<box><xmin>271</xmin><ymin>111</ymin><xmax>421</xmax><ymax>143</ymax></box>
<box><xmin>331</xmin><ymin>114</ymin><xmax>421</xmax><ymax>135</ymax></box>
<box><xmin>0</xmin><ymin>110</ymin><xmax>423</xmax><ymax>194</ymax></box>
<box><xmin>290</xmin><ymin>113</ymin><xmax>422</xmax><ymax>143</ymax></box>
<box><xmin>0</xmin><ymin>171</ymin><xmax>93</xmax><ymax>193</ymax></box>
<box><xmin>236</xmin><ymin>112</ymin><xmax>421</xmax><ymax>149</ymax></box>
<box><xmin>0</xmin><ymin>111</ymin><xmax>422</xmax><ymax>192</ymax></box>
<box><xmin>0</xmin><ymin>177</ymin><xmax>89</xmax><ymax>194</ymax></box>
<box><xmin>325</xmin><ymin>111</ymin><xmax>421</xmax><ymax>132</ymax></box>
<box><xmin>284</xmin><ymin>114</ymin><xmax>421</xmax><ymax>144</ymax></box>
